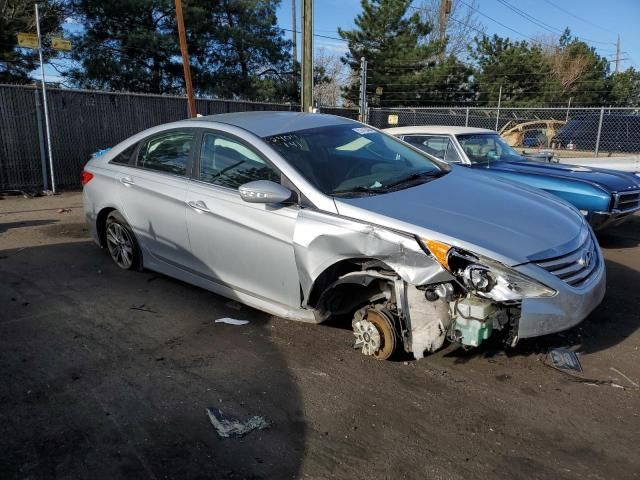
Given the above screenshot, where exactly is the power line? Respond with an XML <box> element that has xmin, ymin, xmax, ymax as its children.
<box><xmin>540</xmin><ymin>0</ymin><xmax>615</xmax><ymax>34</ymax></box>
<box><xmin>496</xmin><ymin>0</ymin><xmax>615</xmax><ymax>46</ymax></box>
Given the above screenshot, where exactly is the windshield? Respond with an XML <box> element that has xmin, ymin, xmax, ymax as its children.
<box><xmin>264</xmin><ymin>124</ymin><xmax>447</xmax><ymax>196</ymax></box>
<box><xmin>456</xmin><ymin>133</ymin><xmax>524</xmax><ymax>165</ymax></box>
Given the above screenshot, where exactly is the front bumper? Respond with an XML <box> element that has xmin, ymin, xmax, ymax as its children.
<box><xmin>590</xmin><ymin>208</ymin><xmax>640</xmax><ymax>230</ymax></box>
<box><xmin>515</xmin><ymin>254</ymin><xmax>606</xmax><ymax>339</ymax></box>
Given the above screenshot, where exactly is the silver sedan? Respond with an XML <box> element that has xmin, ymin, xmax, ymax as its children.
<box><xmin>82</xmin><ymin>112</ymin><xmax>605</xmax><ymax>360</ymax></box>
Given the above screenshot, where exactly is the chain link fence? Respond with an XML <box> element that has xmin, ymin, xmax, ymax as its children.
<box><xmin>0</xmin><ymin>84</ymin><xmax>357</xmax><ymax>191</ymax></box>
<box><xmin>369</xmin><ymin>106</ymin><xmax>640</xmax><ymax>159</ymax></box>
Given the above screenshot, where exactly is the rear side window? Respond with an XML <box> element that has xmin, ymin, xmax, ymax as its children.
<box><xmin>110</xmin><ymin>144</ymin><xmax>136</xmax><ymax>165</ymax></box>
<box><xmin>137</xmin><ymin>130</ymin><xmax>194</xmax><ymax>176</ymax></box>
<box><xmin>404</xmin><ymin>135</ymin><xmax>462</xmax><ymax>163</ymax></box>
<box><xmin>198</xmin><ymin>132</ymin><xmax>280</xmax><ymax>189</ymax></box>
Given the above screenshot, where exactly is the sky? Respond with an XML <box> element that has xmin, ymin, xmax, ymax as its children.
<box><xmin>276</xmin><ymin>0</ymin><xmax>640</xmax><ymax>70</ymax></box>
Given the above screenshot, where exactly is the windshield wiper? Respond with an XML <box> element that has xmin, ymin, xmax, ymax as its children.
<box><xmin>332</xmin><ymin>185</ymin><xmax>389</xmax><ymax>196</ymax></box>
<box><xmin>384</xmin><ymin>170</ymin><xmax>446</xmax><ymax>189</ymax></box>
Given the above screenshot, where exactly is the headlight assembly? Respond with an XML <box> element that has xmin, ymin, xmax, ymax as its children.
<box><xmin>420</xmin><ymin>238</ymin><xmax>556</xmax><ymax>302</ymax></box>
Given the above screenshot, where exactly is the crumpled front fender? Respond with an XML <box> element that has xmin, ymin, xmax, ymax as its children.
<box><xmin>293</xmin><ymin>209</ymin><xmax>454</xmax><ymax>303</ymax></box>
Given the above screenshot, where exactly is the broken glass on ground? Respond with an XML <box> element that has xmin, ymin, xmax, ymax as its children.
<box><xmin>206</xmin><ymin>407</ymin><xmax>270</xmax><ymax>438</ymax></box>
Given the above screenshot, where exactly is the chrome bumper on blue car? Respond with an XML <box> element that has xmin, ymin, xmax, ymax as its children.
<box><xmin>515</xmin><ymin>244</ymin><xmax>606</xmax><ymax>339</ymax></box>
<box><xmin>590</xmin><ymin>189</ymin><xmax>640</xmax><ymax>230</ymax></box>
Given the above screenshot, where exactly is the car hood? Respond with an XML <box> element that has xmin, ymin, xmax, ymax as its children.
<box><xmin>486</xmin><ymin>159</ymin><xmax>640</xmax><ymax>193</ymax></box>
<box><xmin>333</xmin><ymin>166</ymin><xmax>585</xmax><ymax>266</ymax></box>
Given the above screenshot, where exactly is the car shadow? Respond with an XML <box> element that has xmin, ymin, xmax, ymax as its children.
<box><xmin>442</xmin><ymin>257</ymin><xmax>640</xmax><ymax>363</ymax></box>
<box><xmin>596</xmin><ymin>215</ymin><xmax>640</xmax><ymax>249</ymax></box>
<box><xmin>0</xmin><ymin>240</ymin><xmax>306</xmax><ymax>479</ymax></box>
<box><xmin>0</xmin><ymin>219</ymin><xmax>58</xmax><ymax>234</ymax></box>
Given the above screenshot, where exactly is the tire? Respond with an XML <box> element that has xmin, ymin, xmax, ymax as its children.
<box><xmin>104</xmin><ymin>211</ymin><xmax>142</xmax><ymax>271</ymax></box>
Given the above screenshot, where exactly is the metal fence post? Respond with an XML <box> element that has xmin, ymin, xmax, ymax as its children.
<box><xmin>34</xmin><ymin>89</ymin><xmax>49</xmax><ymax>191</ymax></box>
<box><xmin>594</xmin><ymin>106</ymin><xmax>604</xmax><ymax>157</ymax></box>
<box><xmin>465</xmin><ymin>107</ymin><xmax>469</xmax><ymax>127</ymax></box>
<box><xmin>495</xmin><ymin>86</ymin><xmax>502</xmax><ymax>131</ymax></box>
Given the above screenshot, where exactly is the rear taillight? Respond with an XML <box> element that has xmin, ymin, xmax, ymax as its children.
<box><xmin>81</xmin><ymin>170</ymin><xmax>94</xmax><ymax>186</ymax></box>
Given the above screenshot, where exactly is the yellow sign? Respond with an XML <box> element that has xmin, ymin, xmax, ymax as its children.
<box><xmin>51</xmin><ymin>37</ymin><xmax>72</xmax><ymax>51</ymax></box>
<box><xmin>17</xmin><ymin>33</ymin><xmax>38</xmax><ymax>49</ymax></box>
<box><xmin>375</xmin><ymin>86</ymin><xmax>383</xmax><ymax>96</ymax></box>
<box><xmin>387</xmin><ymin>114</ymin><xmax>399</xmax><ymax>125</ymax></box>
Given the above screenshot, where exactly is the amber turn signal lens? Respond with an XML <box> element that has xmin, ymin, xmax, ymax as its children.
<box><xmin>424</xmin><ymin>239</ymin><xmax>451</xmax><ymax>270</ymax></box>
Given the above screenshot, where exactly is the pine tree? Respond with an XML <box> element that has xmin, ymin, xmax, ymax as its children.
<box><xmin>339</xmin><ymin>0</ymin><xmax>472</xmax><ymax>107</ymax></box>
<box><xmin>65</xmin><ymin>0</ymin><xmax>292</xmax><ymax>100</ymax></box>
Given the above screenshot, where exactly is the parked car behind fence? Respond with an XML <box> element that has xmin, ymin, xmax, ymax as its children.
<box><xmin>553</xmin><ymin>114</ymin><xmax>640</xmax><ymax>153</ymax></box>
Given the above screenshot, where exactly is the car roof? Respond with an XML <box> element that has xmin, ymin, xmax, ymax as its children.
<box><xmin>384</xmin><ymin>125</ymin><xmax>495</xmax><ymax>135</ymax></box>
<box><xmin>190</xmin><ymin>111</ymin><xmax>358</xmax><ymax>137</ymax></box>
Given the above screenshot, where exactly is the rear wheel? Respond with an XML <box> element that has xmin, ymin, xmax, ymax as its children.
<box><xmin>352</xmin><ymin>306</ymin><xmax>398</xmax><ymax>360</ymax></box>
<box><xmin>105</xmin><ymin>211</ymin><xmax>141</xmax><ymax>270</ymax></box>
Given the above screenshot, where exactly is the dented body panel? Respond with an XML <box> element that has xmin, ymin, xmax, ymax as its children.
<box><xmin>293</xmin><ymin>209</ymin><xmax>453</xmax><ymax>301</ymax></box>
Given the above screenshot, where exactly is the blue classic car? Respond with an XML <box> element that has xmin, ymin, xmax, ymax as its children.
<box><xmin>386</xmin><ymin>126</ymin><xmax>640</xmax><ymax>230</ymax></box>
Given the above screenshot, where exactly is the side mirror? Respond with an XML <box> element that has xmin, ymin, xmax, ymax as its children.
<box><xmin>239</xmin><ymin>180</ymin><xmax>293</xmax><ymax>204</ymax></box>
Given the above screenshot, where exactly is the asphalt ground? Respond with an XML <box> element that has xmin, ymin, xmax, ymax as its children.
<box><xmin>1</xmin><ymin>192</ymin><xmax>639</xmax><ymax>480</ymax></box>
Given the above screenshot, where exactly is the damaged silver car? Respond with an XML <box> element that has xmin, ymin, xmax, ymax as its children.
<box><xmin>82</xmin><ymin>112</ymin><xmax>606</xmax><ymax>360</ymax></box>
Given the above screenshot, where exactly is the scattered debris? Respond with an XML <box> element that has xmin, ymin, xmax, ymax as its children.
<box><xmin>610</xmin><ymin>367</ymin><xmax>640</xmax><ymax>388</ymax></box>
<box><xmin>57</xmin><ymin>208</ymin><xmax>71</xmax><ymax>214</ymax></box>
<box><xmin>206</xmin><ymin>407</ymin><xmax>270</xmax><ymax>438</ymax></box>
<box><xmin>548</xmin><ymin>348</ymin><xmax>582</xmax><ymax>373</ymax></box>
<box><xmin>215</xmin><ymin>318</ymin><xmax>249</xmax><ymax>326</ymax></box>
<box><xmin>130</xmin><ymin>303</ymin><xmax>157</xmax><ymax>313</ymax></box>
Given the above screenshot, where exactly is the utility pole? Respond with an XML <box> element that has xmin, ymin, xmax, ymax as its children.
<box><xmin>301</xmin><ymin>0</ymin><xmax>313</xmax><ymax>112</ymax></box>
<box><xmin>35</xmin><ymin>3</ymin><xmax>55</xmax><ymax>193</ymax></box>
<box><xmin>438</xmin><ymin>0</ymin><xmax>451</xmax><ymax>62</ymax></box>
<box><xmin>358</xmin><ymin>57</ymin><xmax>368</xmax><ymax>124</ymax></box>
<box><xmin>615</xmin><ymin>34</ymin><xmax>620</xmax><ymax>73</ymax></box>
<box><xmin>175</xmin><ymin>0</ymin><xmax>196</xmax><ymax>117</ymax></box>
<box><xmin>291</xmin><ymin>0</ymin><xmax>297</xmax><ymax>83</ymax></box>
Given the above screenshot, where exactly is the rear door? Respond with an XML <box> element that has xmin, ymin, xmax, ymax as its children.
<box><xmin>185</xmin><ymin>130</ymin><xmax>301</xmax><ymax>308</ymax></box>
<box><xmin>118</xmin><ymin>128</ymin><xmax>196</xmax><ymax>268</ymax></box>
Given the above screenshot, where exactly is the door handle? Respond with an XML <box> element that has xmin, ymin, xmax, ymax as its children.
<box><xmin>187</xmin><ymin>200</ymin><xmax>211</xmax><ymax>213</ymax></box>
<box><xmin>120</xmin><ymin>176</ymin><xmax>135</xmax><ymax>186</ymax></box>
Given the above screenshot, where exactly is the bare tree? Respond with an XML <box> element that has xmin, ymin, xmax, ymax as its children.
<box><xmin>419</xmin><ymin>0</ymin><xmax>485</xmax><ymax>61</ymax></box>
<box><xmin>314</xmin><ymin>48</ymin><xmax>349</xmax><ymax>107</ymax></box>
<box><xmin>532</xmin><ymin>35</ymin><xmax>593</xmax><ymax>95</ymax></box>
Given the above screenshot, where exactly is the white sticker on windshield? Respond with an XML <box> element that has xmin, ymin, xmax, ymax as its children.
<box><xmin>352</xmin><ymin>127</ymin><xmax>375</xmax><ymax>135</ymax></box>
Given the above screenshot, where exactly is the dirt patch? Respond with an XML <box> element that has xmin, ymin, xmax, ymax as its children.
<box><xmin>39</xmin><ymin>222</ymin><xmax>90</xmax><ymax>239</ymax></box>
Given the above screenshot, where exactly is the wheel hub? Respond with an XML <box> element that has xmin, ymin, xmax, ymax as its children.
<box><xmin>353</xmin><ymin>319</ymin><xmax>382</xmax><ymax>356</ymax></box>
<box><xmin>106</xmin><ymin>223</ymin><xmax>133</xmax><ymax>268</ymax></box>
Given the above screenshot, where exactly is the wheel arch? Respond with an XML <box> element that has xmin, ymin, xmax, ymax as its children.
<box><xmin>96</xmin><ymin>206</ymin><xmax>117</xmax><ymax>248</ymax></box>
<box><xmin>306</xmin><ymin>257</ymin><xmax>401</xmax><ymax>319</ymax></box>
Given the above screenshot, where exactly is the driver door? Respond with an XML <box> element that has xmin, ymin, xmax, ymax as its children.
<box><xmin>185</xmin><ymin>130</ymin><xmax>301</xmax><ymax>308</ymax></box>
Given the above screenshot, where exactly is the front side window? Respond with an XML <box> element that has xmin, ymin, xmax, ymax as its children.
<box><xmin>403</xmin><ymin>135</ymin><xmax>462</xmax><ymax>163</ymax></box>
<box><xmin>264</xmin><ymin>124</ymin><xmax>448</xmax><ymax>196</ymax></box>
<box><xmin>456</xmin><ymin>133</ymin><xmax>523</xmax><ymax>165</ymax></box>
<box><xmin>137</xmin><ymin>131</ymin><xmax>194</xmax><ymax>175</ymax></box>
<box><xmin>198</xmin><ymin>132</ymin><xmax>280</xmax><ymax>189</ymax></box>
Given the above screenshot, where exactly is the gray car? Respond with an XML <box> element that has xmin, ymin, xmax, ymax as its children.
<box><xmin>82</xmin><ymin>112</ymin><xmax>605</xmax><ymax>360</ymax></box>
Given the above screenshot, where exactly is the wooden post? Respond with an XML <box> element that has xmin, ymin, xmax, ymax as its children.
<box><xmin>175</xmin><ymin>0</ymin><xmax>196</xmax><ymax>117</ymax></box>
<box><xmin>301</xmin><ymin>0</ymin><xmax>313</xmax><ymax>112</ymax></box>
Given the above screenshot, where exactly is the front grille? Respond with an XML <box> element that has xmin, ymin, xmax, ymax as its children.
<box><xmin>535</xmin><ymin>233</ymin><xmax>599</xmax><ymax>288</ymax></box>
<box><xmin>614</xmin><ymin>190</ymin><xmax>640</xmax><ymax>213</ymax></box>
